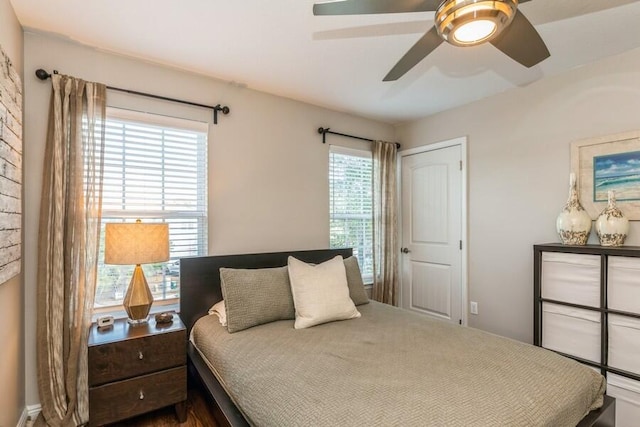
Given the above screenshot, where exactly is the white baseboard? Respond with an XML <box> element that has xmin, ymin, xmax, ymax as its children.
<box><xmin>16</xmin><ymin>407</ymin><xmax>28</xmax><ymax>427</ymax></box>
<box><xmin>19</xmin><ymin>404</ymin><xmax>41</xmax><ymax>427</ymax></box>
<box><xmin>27</xmin><ymin>404</ymin><xmax>41</xmax><ymax>418</ymax></box>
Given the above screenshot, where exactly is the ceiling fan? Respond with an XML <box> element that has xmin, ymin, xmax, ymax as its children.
<box><xmin>313</xmin><ymin>0</ymin><xmax>550</xmax><ymax>81</ymax></box>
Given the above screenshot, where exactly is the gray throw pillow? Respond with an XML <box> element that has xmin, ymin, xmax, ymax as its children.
<box><xmin>220</xmin><ymin>266</ymin><xmax>294</xmax><ymax>333</ymax></box>
<box><xmin>344</xmin><ymin>256</ymin><xmax>370</xmax><ymax>305</ymax></box>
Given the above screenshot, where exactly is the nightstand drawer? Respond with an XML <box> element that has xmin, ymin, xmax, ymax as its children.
<box><xmin>89</xmin><ymin>366</ymin><xmax>187</xmax><ymax>426</ymax></box>
<box><xmin>89</xmin><ymin>328</ymin><xmax>186</xmax><ymax>386</ymax></box>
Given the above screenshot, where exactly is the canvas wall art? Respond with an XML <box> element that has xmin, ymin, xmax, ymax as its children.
<box><xmin>0</xmin><ymin>44</ymin><xmax>22</xmax><ymax>285</ymax></box>
<box><xmin>572</xmin><ymin>130</ymin><xmax>640</xmax><ymax>220</ymax></box>
<box><xmin>594</xmin><ymin>150</ymin><xmax>640</xmax><ymax>202</ymax></box>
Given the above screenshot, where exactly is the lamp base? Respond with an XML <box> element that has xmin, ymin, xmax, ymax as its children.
<box><xmin>123</xmin><ymin>265</ymin><xmax>154</xmax><ymax>325</ymax></box>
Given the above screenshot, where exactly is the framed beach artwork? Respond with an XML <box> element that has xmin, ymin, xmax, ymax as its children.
<box><xmin>571</xmin><ymin>130</ymin><xmax>640</xmax><ymax>220</ymax></box>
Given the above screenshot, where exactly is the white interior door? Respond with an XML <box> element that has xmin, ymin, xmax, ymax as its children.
<box><xmin>400</xmin><ymin>141</ymin><xmax>464</xmax><ymax>325</ymax></box>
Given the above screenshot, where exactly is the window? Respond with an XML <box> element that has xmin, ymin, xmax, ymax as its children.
<box><xmin>94</xmin><ymin>108</ymin><xmax>208</xmax><ymax>310</ymax></box>
<box><xmin>329</xmin><ymin>146</ymin><xmax>373</xmax><ymax>283</ymax></box>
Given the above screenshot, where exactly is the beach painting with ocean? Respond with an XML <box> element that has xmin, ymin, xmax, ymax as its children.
<box><xmin>594</xmin><ymin>150</ymin><xmax>640</xmax><ymax>202</ymax></box>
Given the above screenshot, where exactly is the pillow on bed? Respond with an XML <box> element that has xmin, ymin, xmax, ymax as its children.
<box><xmin>220</xmin><ymin>266</ymin><xmax>294</xmax><ymax>333</ymax></box>
<box><xmin>208</xmin><ymin>300</ymin><xmax>227</xmax><ymax>327</ymax></box>
<box><xmin>288</xmin><ymin>255</ymin><xmax>361</xmax><ymax>329</ymax></box>
<box><xmin>344</xmin><ymin>256</ymin><xmax>369</xmax><ymax>305</ymax></box>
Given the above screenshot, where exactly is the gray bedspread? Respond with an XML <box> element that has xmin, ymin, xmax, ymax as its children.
<box><xmin>191</xmin><ymin>301</ymin><xmax>605</xmax><ymax>427</ymax></box>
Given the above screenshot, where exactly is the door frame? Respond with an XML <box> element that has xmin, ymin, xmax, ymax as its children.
<box><xmin>398</xmin><ymin>136</ymin><xmax>468</xmax><ymax>326</ymax></box>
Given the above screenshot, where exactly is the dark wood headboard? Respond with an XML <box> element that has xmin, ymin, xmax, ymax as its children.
<box><xmin>179</xmin><ymin>248</ymin><xmax>353</xmax><ymax>332</ymax></box>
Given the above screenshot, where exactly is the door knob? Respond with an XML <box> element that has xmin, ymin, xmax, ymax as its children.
<box><xmin>401</xmin><ymin>247</ymin><xmax>410</xmax><ymax>254</ymax></box>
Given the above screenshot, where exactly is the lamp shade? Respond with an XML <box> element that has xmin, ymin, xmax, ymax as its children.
<box><xmin>104</xmin><ymin>222</ymin><xmax>170</xmax><ymax>265</ymax></box>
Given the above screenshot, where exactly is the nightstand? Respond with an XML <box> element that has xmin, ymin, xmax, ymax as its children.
<box><xmin>88</xmin><ymin>314</ymin><xmax>187</xmax><ymax>426</ymax></box>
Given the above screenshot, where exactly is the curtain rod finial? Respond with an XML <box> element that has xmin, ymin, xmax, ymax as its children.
<box><xmin>212</xmin><ymin>104</ymin><xmax>230</xmax><ymax>125</ymax></box>
<box><xmin>214</xmin><ymin>105</ymin><xmax>230</xmax><ymax>115</ymax></box>
<box><xmin>35</xmin><ymin>68</ymin><xmax>51</xmax><ymax>80</ymax></box>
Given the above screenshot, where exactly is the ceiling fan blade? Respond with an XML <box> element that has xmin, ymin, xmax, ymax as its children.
<box><xmin>383</xmin><ymin>26</ymin><xmax>443</xmax><ymax>81</ymax></box>
<box><xmin>519</xmin><ymin>0</ymin><xmax>639</xmax><ymax>26</ymax></box>
<box><xmin>490</xmin><ymin>9</ymin><xmax>550</xmax><ymax>67</ymax></box>
<box><xmin>313</xmin><ymin>0</ymin><xmax>440</xmax><ymax>16</ymax></box>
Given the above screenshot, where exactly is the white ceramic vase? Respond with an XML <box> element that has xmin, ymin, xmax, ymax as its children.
<box><xmin>595</xmin><ymin>190</ymin><xmax>629</xmax><ymax>247</ymax></box>
<box><xmin>556</xmin><ymin>173</ymin><xmax>592</xmax><ymax>245</ymax></box>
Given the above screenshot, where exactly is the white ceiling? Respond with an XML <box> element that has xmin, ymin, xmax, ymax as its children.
<box><xmin>10</xmin><ymin>0</ymin><xmax>640</xmax><ymax>123</ymax></box>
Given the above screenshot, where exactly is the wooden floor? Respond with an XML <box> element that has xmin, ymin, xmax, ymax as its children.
<box><xmin>108</xmin><ymin>387</ymin><xmax>220</xmax><ymax>427</ymax></box>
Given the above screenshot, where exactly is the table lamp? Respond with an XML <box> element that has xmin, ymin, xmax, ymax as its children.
<box><xmin>104</xmin><ymin>220</ymin><xmax>170</xmax><ymax>324</ymax></box>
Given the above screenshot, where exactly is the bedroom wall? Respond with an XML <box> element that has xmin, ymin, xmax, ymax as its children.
<box><xmin>22</xmin><ymin>31</ymin><xmax>394</xmax><ymax>408</ymax></box>
<box><xmin>0</xmin><ymin>0</ymin><xmax>24</xmax><ymax>425</ymax></box>
<box><xmin>396</xmin><ymin>46</ymin><xmax>640</xmax><ymax>344</ymax></box>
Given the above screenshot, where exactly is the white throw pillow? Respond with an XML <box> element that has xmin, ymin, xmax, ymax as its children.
<box><xmin>287</xmin><ymin>255</ymin><xmax>361</xmax><ymax>329</ymax></box>
<box><xmin>208</xmin><ymin>300</ymin><xmax>227</xmax><ymax>327</ymax></box>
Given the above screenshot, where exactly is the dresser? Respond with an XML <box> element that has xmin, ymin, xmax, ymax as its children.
<box><xmin>88</xmin><ymin>314</ymin><xmax>187</xmax><ymax>426</ymax></box>
<box><xmin>534</xmin><ymin>244</ymin><xmax>640</xmax><ymax>427</ymax></box>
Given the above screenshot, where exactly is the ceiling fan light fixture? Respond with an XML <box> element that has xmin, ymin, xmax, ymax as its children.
<box><xmin>436</xmin><ymin>0</ymin><xmax>518</xmax><ymax>47</ymax></box>
<box><xmin>453</xmin><ymin>19</ymin><xmax>496</xmax><ymax>44</ymax></box>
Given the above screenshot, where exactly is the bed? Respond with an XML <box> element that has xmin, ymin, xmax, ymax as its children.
<box><xmin>180</xmin><ymin>248</ymin><xmax>615</xmax><ymax>427</ymax></box>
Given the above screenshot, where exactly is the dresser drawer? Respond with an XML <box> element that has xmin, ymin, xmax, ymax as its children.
<box><xmin>541</xmin><ymin>252</ymin><xmax>601</xmax><ymax>307</ymax></box>
<box><xmin>542</xmin><ymin>302</ymin><xmax>601</xmax><ymax>363</ymax></box>
<box><xmin>89</xmin><ymin>329</ymin><xmax>186</xmax><ymax>386</ymax></box>
<box><xmin>89</xmin><ymin>366</ymin><xmax>187</xmax><ymax>426</ymax></box>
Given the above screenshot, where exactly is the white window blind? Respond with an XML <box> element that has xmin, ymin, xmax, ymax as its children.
<box><xmin>95</xmin><ymin>108</ymin><xmax>208</xmax><ymax>309</ymax></box>
<box><xmin>329</xmin><ymin>146</ymin><xmax>373</xmax><ymax>283</ymax></box>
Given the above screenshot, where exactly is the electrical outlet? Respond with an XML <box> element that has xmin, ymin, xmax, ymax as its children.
<box><xmin>470</xmin><ymin>301</ymin><xmax>478</xmax><ymax>315</ymax></box>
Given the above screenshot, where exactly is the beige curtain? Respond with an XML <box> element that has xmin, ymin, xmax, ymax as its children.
<box><xmin>371</xmin><ymin>140</ymin><xmax>398</xmax><ymax>305</ymax></box>
<box><xmin>36</xmin><ymin>74</ymin><xmax>106</xmax><ymax>427</ymax></box>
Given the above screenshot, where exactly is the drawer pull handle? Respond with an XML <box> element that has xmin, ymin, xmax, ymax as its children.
<box><xmin>139</xmin><ymin>391</ymin><xmax>145</xmax><ymax>400</ymax></box>
<box><xmin>138</xmin><ymin>351</ymin><xmax>144</xmax><ymax>360</ymax></box>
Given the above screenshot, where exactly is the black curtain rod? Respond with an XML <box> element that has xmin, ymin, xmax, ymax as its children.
<box><xmin>317</xmin><ymin>127</ymin><xmax>400</xmax><ymax>149</ymax></box>
<box><xmin>35</xmin><ymin>69</ymin><xmax>230</xmax><ymax>125</ymax></box>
